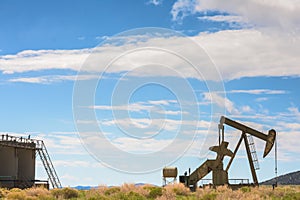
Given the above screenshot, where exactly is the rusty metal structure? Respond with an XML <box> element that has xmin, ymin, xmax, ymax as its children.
<box><xmin>179</xmin><ymin>116</ymin><xmax>276</xmax><ymax>191</ymax></box>
<box><xmin>0</xmin><ymin>134</ymin><xmax>61</xmax><ymax>189</ymax></box>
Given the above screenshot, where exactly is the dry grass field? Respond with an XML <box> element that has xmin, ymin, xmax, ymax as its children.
<box><xmin>0</xmin><ymin>183</ymin><xmax>299</xmax><ymax>200</ymax></box>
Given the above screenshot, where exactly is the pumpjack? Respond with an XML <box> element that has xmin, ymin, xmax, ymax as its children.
<box><xmin>179</xmin><ymin>116</ymin><xmax>276</xmax><ymax>191</ymax></box>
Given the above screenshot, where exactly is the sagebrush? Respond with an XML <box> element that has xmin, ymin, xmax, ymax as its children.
<box><xmin>0</xmin><ymin>184</ymin><xmax>299</xmax><ymax>200</ymax></box>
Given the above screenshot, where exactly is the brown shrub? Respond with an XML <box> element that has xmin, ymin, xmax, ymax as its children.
<box><xmin>167</xmin><ymin>183</ymin><xmax>190</xmax><ymax>196</ymax></box>
<box><xmin>85</xmin><ymin>185</ymin><xmax>110</xmax><ymax>199</ymax></box>
<box><xmin>7</xmin><ymin>188</ymin><xmax>26</xmax><ymax>200</ymax></box>
<box><xmin>157</xmin><ymin>183</ymin><xmax>190</xmax><ymax>200</ymax></box>
<box><xmin>196</xmin><ymin>187</ymin><xmax>214</xmax><ymax>199</ymax></box>
<box><xmin>104</xmin><ymin>187</ymin><xmax>121</xmax><ymax>196</ymax></box>
<box><xmin>25</xmin><ymin>187</ymin><xmax>50</xmax><ymax>197</ymax></box>
<box><xmin>156</xmin><ymin>187</ymin><xmax>176</xmax><ymax>200</ymax></box>
<box><xmin>50</xmin><ymin>187</ymin><xmax>79</xmax><ymax>199</ymax></box>
<box><xmin>0</xmin><ymin>188</ymin><xmax>9</xmax><ymax>198</ymax></box>
<box><xmin>120</xmin><ymin>183</ymin><xmax>149</xmax><ymax>197</ymax></box>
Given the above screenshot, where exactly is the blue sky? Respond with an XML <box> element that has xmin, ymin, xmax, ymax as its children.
<box><xmin>1</xmin><ymin>0</ymin><xmax>300</xmax><ymax>187</ymax></box>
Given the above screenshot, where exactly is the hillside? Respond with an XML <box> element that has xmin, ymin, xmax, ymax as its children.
<box><xmin>261</xmin><ymin>170</ymin><xmax>300</xmax><ymax>185</ymax></box>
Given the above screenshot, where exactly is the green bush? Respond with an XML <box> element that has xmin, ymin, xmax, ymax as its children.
<box><xmin>50</xmin><ymin>187</ymin><xmax>79</xmax><ymax>199</ymax></box>
<box><xmin>173</xmin><ymin>187</ymin><xmax>189</xmax><ymax>196</ymax></box>
<box><xmin>50</xmin><ymin>188</ymin><xmax>62</xmax><ymax>198</ymax></box>
<box><xmin>61</xmin><ymin>187</ymin><xmax>79</xmax><ymax>199</ymax></box>
<box><xmin>87</xmin><ymin>195</ymin><xmax>110</xmax><ymax>200</ymax></box>
<box><xmin>282</xmin><ymin>191</ymin><xmax>300</xmax><ymax>200</ymax></box>
<box><xmin>240</xmin><ymin>186</ymin><xmax>251</xmax><ymax>193</ymax></box>
<box><xmin>126</xmin><ymin>191</ymin><xmax>146</xmax><ymax>200</ymax></box>
<box><xmin>147</xmin><ymin>187</ymin><xmax>163</xmax><ymax>199</ymax></box>
<box><xmin>104</xmin><ymin>187</ymin><xmax>121</xmax><ymax>196</ymax></box>
<box><xmin>37</xmin><ymin>195</ymin><xmax>55</xmax><ymax>200</ymax></box>
<box><xmin>176</xmin><ymin>196</ymin><xmax>198</xmax><ymax>200</ymax></box>
<box><xmin>202</xmin><ymin>192</ymin><xmax>217</xmax><ymax>200</ymax></box>
<box><xmin>105</xmin><ymin>191</ymin><xmax>146</xmax><ymax>200</ymax></box>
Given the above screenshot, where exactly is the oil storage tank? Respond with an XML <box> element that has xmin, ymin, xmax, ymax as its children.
<box><xmin>163</xmin><ymin>167</ymin><xmax>178</xmax><ymax>178</ymax></box>
<box><xmin>0</xmin><ymin>135</ymin><xmax>36</xmax><ymax>188</ymax></box>
<box><xmin>162</xmin><ymin>167</ymin><xmax>178</xmax><ymax>186</ymax></box>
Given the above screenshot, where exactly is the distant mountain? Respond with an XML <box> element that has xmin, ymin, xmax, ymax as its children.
<box><xmin>261</xmin><ymin>170</ymin><xmax>300</xmax><ymax>185</ymax></box>
<box><xmin>73</xmin><ymin>183</ymin><xmax>155</xmax><ymax>190</ymax></box>
<box><xmin>134</xmin><ymin>183</ymin><xmax>147</xmax><ymax>187</ymax></box>
<box><xmin>74</xmin><ymin>186</ymin><xmax>96</xmax><ymax>190</ymax></box>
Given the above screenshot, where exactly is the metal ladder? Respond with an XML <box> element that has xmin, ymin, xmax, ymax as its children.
<box><xmin>36</xmin><ymin>141</ymin><xmax>62</xmax><ymax>189</ymax></box>
<box><xmin>247</xmin><ymin>134</ymin><xmax>260</xmax><ymax>170</ymax></box>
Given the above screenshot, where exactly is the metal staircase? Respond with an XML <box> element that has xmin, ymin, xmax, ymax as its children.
<box><xmin>247</xmin><ymin>134</ymin><xmax>260</xmax><ymax>170</ymax></box>
<box><xmin>36</xmin><ymin>140</ymin><xmax>62</xmax><ymax>189</ymax></box>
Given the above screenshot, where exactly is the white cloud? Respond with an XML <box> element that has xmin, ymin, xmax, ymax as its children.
<box><xmin>1</xmin><ymin>29</ymin><xmax>300</xmax><ymax>82</ymax></box>
<box><xmin>8</xmin><ymin>74</ymin><xmax>106</xmax><ymax>84</ymax></box>
<box><xmin>0</xmin><ymin>132</ymin><xmax>30</xmax><ymax>138</ymax></box>
<box><xmin>156</xmin><ymin>110</ymin><xmax>183</xmax><ymax>115</ymax></box>
<box><xmin>112</xmin><ymin>137</ymin><xmax>173</xmax><ymax>153</ymax></box>
<box><xmin>203</xmin><ymin>92</ymin><xmax>239</xmax><ymax>115</ymax></box>
<box><xmin>36</xmin><ymin>132</ymin><xmax>90</xmax><ymax>156</ymax></box>
<box><xmin>100</xmin><ymin>118</ymin><xmax>181</xmax><ymax>131</ymax></box>
<box><xmin>9</xmin><ymin>77</ymin><xmax>47</xmax><ymax>84</ymax></box>
<box><xmin>92</xmin><ymin>103</ymin><xmax>154</xmax><ymax>113</ymax></box>
<box><xmin>60</xmin><ymin>173</ymin><xmax>80</xmax><ymax>184</ymax></box>
<box><xmin>53</xmin><ymin>160</ymin><xmax>103</xmax><ymax>168</ymax></box>
<box><xmin>210</xmin><ymin>89</ymin><xmax>286</xmax><ymax>95</ymax></box>
<box><xmin>147</xmin><ymin>0</ymin><xmax>163</xmax><ymax>6</ymax></box>
<box><xmin>81</xmin><ymin>117</ymin><xmax>210</xmax><ymax>131</ymax></box>
<box><xmin>196</xmin><ymin>29</ymin><xmax>300</xmax><ymax>80</ymax></box>
<box><xmin>228</xmin><ymin>114</ymin><xmax>274</xmax><ymax>121</ymax></box>
<box><xmin>171</xmin><ymin>0</ymin><xmax>197</xmax><ymax>21</ymax></box>
<box><xmin>0</xmin><ymin>131</ymin><xmax>89</xmax><ymax>157</ymax></box>
<box><xmin>287</xmin><ymin>106</ymin><xmax>300</xmax><ymax>119</ymax></box>
<box><xmin>228</xmin><ymin>89</ymin><xmax>287</xmax><ymax>95</ymax></box>
<box><xmin>276</xmin><ymin>130</ymin><xmax>300</xmax><ymax>162</ymax></box>
<box><xmin>148</xmin><ymin>100</ymin><xmax>176</xmax><ymax>105</ymax></box>
<box><xmin>92</xmin><ymin>100</ymin><xmax>182</xmax><ymax>116</ymax></box>
<box><xmin>95</xmin><ymin>35</ymin><xmax>109</xmax><ymax>41</ymax></box>
<box><xmin>241</xmin><ymin>105</ymin><xmax>253</xmax><ymax>113</ymax></box>
<box><xmin>0</xmin><ymin>49</ymin><xmax>90</xmax><ymax>74</ymax></box>
<box><xmin>77</xmin><ymin>36</ymin><xmax>85</xmax><ymax>40</ymax></box>
<box><xmin>171</xmin><ymin>0</ymin><xmax>300</xmax><ymax>31</ymax></box>
<box><xmin>199</xmin><ymin>15</ymin><xmax>245</xmax><ymax>23</ymax></box>
<box><xmin>255</xmin><ymin>97</ymin><xmax>268</xmax><ymax>102</ymax></box>
<box><xmin>277</xmin><ymin>122</ymin><xmax>300</xmax><ymax>131</ymax></box>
